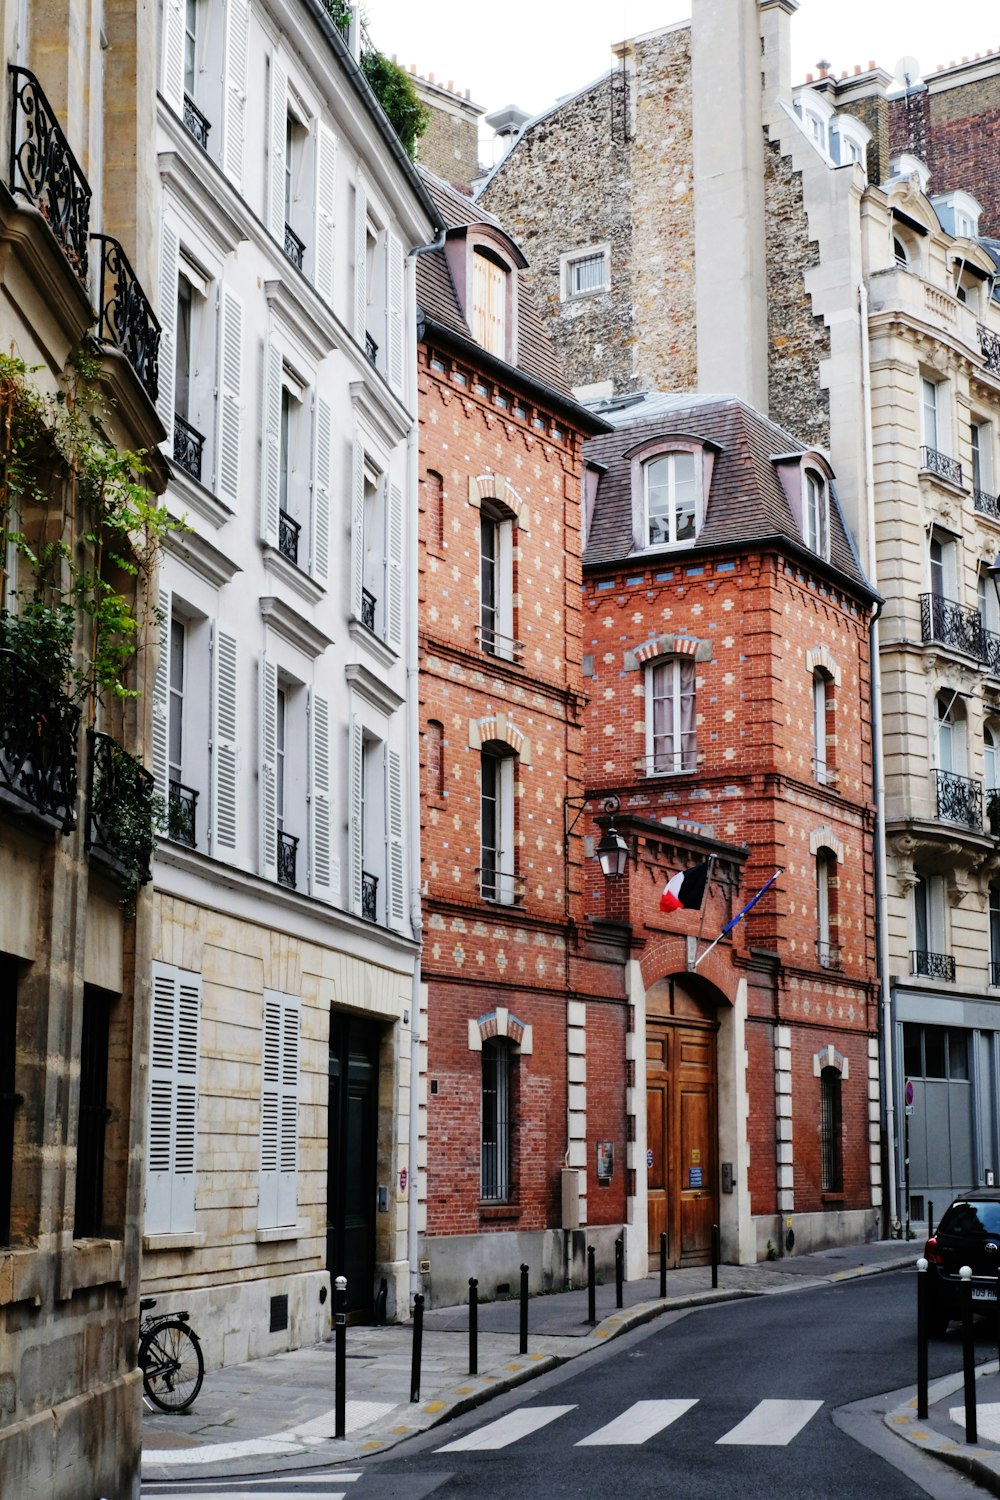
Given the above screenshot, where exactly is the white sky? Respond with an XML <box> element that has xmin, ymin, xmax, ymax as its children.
<box><xmin>364</xmin><ymin>0</ymin><xmax>1000</xmax><ymax>136</ymax></box>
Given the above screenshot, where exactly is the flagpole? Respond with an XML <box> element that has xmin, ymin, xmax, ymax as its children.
<box><xmin>693</xmin><ymin>867</ymin><xmax>781</xmax><ymax>970</ymax></box>
<box><xmin>693</xmin><ymin>854</ymin><xmax>716</xmax><ymax>950</ymax></box>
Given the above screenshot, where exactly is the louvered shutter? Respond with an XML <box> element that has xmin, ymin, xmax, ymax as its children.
<box><xmin>385</xmin><ymin>479</ymin><xmax>403</xmax><ymax>651</ymax></box>
<box><xmin>157</xmin><ymin>222</ymin><xmax>179</xmax><ymax>444</ymax></box>
<box><xmin>259</xmin><ymin>653</ymin><xmax>278</xmax><ymax>882</ymax></box>
<box><xmin>350</xmin><ymin>439</ymin><xmax>365</xmax><ymax>619</ymax></box>
<box><xmin>314</xmin><ymin>123</ymin><xmax>337</xmax><ymax>305</ymax></box>
<box><xmin>151</xmin><ymin>589</ymin><xmax>170</xmax><ymax>806</ymax></box>
<box><xmin>311</xmin><ymin>395</ymin><xmax>331</xmax><ymax>586</ymax></box>
<box><xmin>211</xmin><ymin>624</ymin><xmax>238</xmax><ymax>856</ymax></box>
<box><xmin>386</xmin><ymin>746</ymin><xmax>405</xmax><ymax>929</ymax></box>
<box><xmin>267</xmin><ymin>55</ymin><xmax>287</xmax><ymax>243</ymax></box>
<box><xmin>386</xmin><ymin>233</ymin><xmax>404</xmax><ymax>395</ymax></box>
<box><xmin>216</xmin><ymin>287</ymin><xmax>242</xmax><ymax>508</ymax></box>
<box><xmin>147</xmin><ymin>963</ymin><xmax>201</xmax><ymax>1234</ymax></box>
<box><xmin>222</xmin><ymin>0</ymin><xmax>250</xmax><ymax>189</ymax></box>
<box><xmin>260</xmin><ymin>338</ymin><xmax>282</xmax><ymax>547</ymax></box>
<box><xmin>349</xmin><ymin>714</ymin><xmax>363</xmax><ymax>915</ymax></box>
<box><xmin>308</xmin><ymin>689</ymin><xmax>334</xmax><ymax>903</ymax></box>
<box><xmin>161</xmin><ymin>0</ymin><xmax>185</xmax><ymax>114</ymax></box>
<box><xmin>259</xmin><ymin>992</ymin><xmax>300</xmax><ymax>1229</ymax></box>
<box><xmin>354</xmin><ymin>176</ymin><xmax>367</xmax><ymax>344</ymax></box>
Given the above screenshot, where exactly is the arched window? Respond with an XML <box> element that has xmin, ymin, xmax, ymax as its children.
<box><xmin>893</xmin><ymin>236</ymin><xmax>909</xmax><ymax>268</ymax></box>
<box><xmin>645</xmin><ymin>656</ymin><xmax>696</xmax><ymax>774</ymax></box>
<box><xmin>480</xmin><ymin>745</ymin><xmax>517</xmax><ymax>903</ymax></box>
<box><xmin>481</xmin><ymin>1038</ymin><xmax>514</xmax><ymax>1201</ymax></box>
<box><xmin>802</xmin><ymin>468</ymin><xmax>829</xmax><ymax>557</ymax></box>
<box><xmin>820</xmin><ymin>1067</ymin><xmax>843</xmax><ymax>1192</ymax></box>
<box><xmin>644</xmin><ymin>451</ymin><xmax>697</xmax><ymax>547</ymax></box>
<box><xmin>812</xmin><ymin>668</ymin><xmax>833</xmax><ymax>782</ymax></box>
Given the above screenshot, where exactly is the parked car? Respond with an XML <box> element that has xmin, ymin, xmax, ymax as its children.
<box><xmin>923</xmin><ymin>1190</ymin><xmax>1000</xmax><ymax>1335</ymax></box>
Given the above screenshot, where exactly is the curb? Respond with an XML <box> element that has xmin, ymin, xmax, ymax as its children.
<box><xmin>886</xmin><ymin>1363</ymin><xmax>1000</xmax><ymax>1499</ymax></box>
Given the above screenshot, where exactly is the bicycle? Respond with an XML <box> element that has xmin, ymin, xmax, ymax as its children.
<box><xmin>138</xmin><ymin>1297</ymin><xmax>204</xmax><ymax>1412</ymax></box>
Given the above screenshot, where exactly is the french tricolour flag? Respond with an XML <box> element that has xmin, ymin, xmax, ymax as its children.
<box><xmin>660</xmin><ymin>860</ymin><xmax>710</xmax><ymax>913</ymax></box>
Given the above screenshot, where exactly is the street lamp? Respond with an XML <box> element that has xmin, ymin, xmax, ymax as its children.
<box><xmin>595</xmin><ymin>796</ymin><xmax>629</xmax><ymax>879</ymax></box>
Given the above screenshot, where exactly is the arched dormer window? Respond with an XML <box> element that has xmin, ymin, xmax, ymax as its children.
<box><xmin>445</xmin><ymin>226</ymin><xmax>526</xmax><ymax>366</ymax></box>
<box><xmin>472</xmin><ymin>248</ymin><xmax>508</xmax><ymax>358</ymax></box>
<box><xmin>793</xmin><ymin>87</ymin><xmax>836</xmax><ymax>160</ymax></box>
<box><xmin>646</xmin><ymin>450</ymin><xmax>697</xmax><ymax>547</ymax></box>
<box><xmin>803</xmin><ymin>467</ymin><xmax>829</xmax><ymax>558</ymax></box>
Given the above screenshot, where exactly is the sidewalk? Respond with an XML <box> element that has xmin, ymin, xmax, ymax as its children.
<box><xmin>142</xmin><ymin>1239</ymin><xmax>915</xmax><ymax>1483</ymax></box>
<box><xmin>887</xmin><ymin>1356</ymin><xmax>1000</xmax><ymax>1497</ymax></box>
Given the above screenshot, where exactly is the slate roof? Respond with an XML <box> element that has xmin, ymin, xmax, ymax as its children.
<box><xmin>583</xmin><ymin>391</ymin><xmax>872</xmax><ymax>595</ymax></box>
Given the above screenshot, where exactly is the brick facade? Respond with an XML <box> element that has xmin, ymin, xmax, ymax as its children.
<box><xmin>888</xmin><ymin>62</ymin><xmax>1000</xmax><ymax>238</ymax></box>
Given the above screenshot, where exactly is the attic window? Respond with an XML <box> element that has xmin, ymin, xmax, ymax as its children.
<box><xmin>803</xmin><ymin>468</ymin><xmax>829</xmax><ymax>559</ymax></box>
<box><xmin>645</xmin><ymin>451</ymin><xmax>698</xmax><ymax>548</ymax></box>
<box><xmin>561</xmin><ymin>244</ymin><xmax>610</xmax><ymax>301</ymax></box>
<box><xmin>472</xmin><ymin>250</ymin><xmax>508</xmax><ymax>359</ymax></box>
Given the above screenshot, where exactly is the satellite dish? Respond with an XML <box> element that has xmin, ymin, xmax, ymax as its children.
<box><xmin>893</xmin><ymin>55</ymin><xmax>922</xmax><ymax>89</ymax></box>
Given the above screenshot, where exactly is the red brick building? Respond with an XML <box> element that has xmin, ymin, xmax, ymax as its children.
<box><xmin>581</xmin><ymin>392</ymin><xmax>881</xmax><ymax>1264</ymax></box>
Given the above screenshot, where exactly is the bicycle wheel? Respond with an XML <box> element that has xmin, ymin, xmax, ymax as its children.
<box><xmin>140</xmin><ymin>1320</ymin><xmax>204</xmax><ymax>1412</ymax></box>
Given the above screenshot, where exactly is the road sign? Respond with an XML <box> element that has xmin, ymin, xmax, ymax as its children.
<box><xmin>905</xmin><ymin>1079</ymin><xmax>914</xmax><ymax>1107</ymax></box>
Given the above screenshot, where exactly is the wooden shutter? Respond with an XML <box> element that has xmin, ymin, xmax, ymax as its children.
<box><xmin>311</xmin><ymin>395</ymin><xmax>331</xmax><ymax>585</ymax></box>
<box><xmin>147</xmin><ymin>963</ymin><xmax>201</xmax><ymax>1234</ymax></box>
<box><xmin>157</xmin><ymin>222</ymin><xmax>179</xmax><ymax>444</ymax></box>
<box><xmin>259</xmin><ymin>992</ymin><xmax>299</xmax><ymax>1229</ymax></box>
<box><xmin>386</xmin><ymin>745</ymin><xmax>405</xmax><ymax>929</ymax></box>
<box><xmin>260</xmin><ymin>338</ymin><xmax>282</xmax><ymax>547</ymax></box>
<box><xmin>353</xmin><ymin>176</ymin><xmax>367</xmax><ymax>343</ymax></box>
<box><xmin>267</xmin><ymin>55</ymin><xmax>287</xmax><ymax>243</ymax></box>
<box><xmin>259</xmin><ymin>653</ymin><xmax>278</xmax><ymax>882</ymax></box>
<box><xmin>151</xmin><ymin>589</ymin><xmax>170</xmax><ymax>805</ymax></box>
<box><xmin>308</xmin><ymin>689</ymin><xmax>334</xmax><ymax>903</ymax></box>
<box><xmin>314</xmin><ymin>123</ymin><xmax>337</xmax><ymax>305</ymax></box>
<box><xmin>385</xmin><ymin>479</ymin><xmax>403</xmax><ymax>651</ymax></box>
<box><xmin>210</xmin><ymin>624</ymin><xmax>239</xmax><ymax>856</ymax></box>
<box><xmin>349</xmin><ymin>714</ymin><xmax>363</xmax><ymax>915</ymax></box>
<box><xmin>386</xmin><ymin>232</ymin><xmax>404</xmax><ymax>394</ymax></box>
<box><xmin>222</xmin><ymin>0</ymin><xmax>249</xmax><ymax>188</ymax></box>
<box><xmin>161</xmin><ymin>0</ymin><xmax>185</xmax><ymax>114</ymax></box>
<box><xmin>350</xmin><ymin>439</ymin><xmax>365</xmax><ymax>619</ymax></box>
<box><xmin>215</xmin><ymin>287</ymin><xmax>243</xmax><ymax>509</ymax></box>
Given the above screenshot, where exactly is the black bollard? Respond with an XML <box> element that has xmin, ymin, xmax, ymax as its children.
<box><xmin>587</xmin><ymin>1244</ymin><xmax>596</xmax><ymax>1324</ymax></box>
<box><xmin>916</xmin><ymin>1257</ymin><xmax>928</xmax><ymax>1420</ymax></box>
<box><xmin>711</xmin><ymin>1224</ymin><xmax>720</xmax><ymax>1290</ymax></box>
<box><xmin>410</xmin><ymin>1293</ymin><xmax>424</xmax><ymax>1403</ymax></box>
<box><xmin>334</xmin><ymin>1274</ymin><xmax>347</xmax><ymax>1439</ymax></box>
<box><xmin>615</xmin><ymin>1236</ymin><xmax>624</xmax><ymax>1309</ymax></box>
<box><xmin>519</xmin><ymin>1263</ymin><xmax>529</xmax><ymax>1355</ymax></box>
<box><xmin>468</xmin><ymin>1277</ymin><xmax>478</xmax><ymax>1376</ymax></box>
<box><xmin>962</xmin><ymin>1268</ymin><xmax>977</xmax><ymax>1444</ymax></box>
<box><xmin>928</xmin><ymin>1200</ymin><xmax>934</xmax><ymax>1239</ymax></box>
<box><xmin>659</xmin><ymin>1231</ymin><xmax>667</xmax><ymax>1300</ymax></box>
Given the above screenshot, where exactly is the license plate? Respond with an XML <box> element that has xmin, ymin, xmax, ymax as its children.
<box><xmin>972</xmin><ymin>1287</ymin><xmax>997</xmax><ymax>1301</ymax></box>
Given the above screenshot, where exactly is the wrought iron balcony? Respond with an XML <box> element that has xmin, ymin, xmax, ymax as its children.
<box><xmin>277</xmin><ymin>829</ymin><xmax>298</xmax><ymax>889</ymax></box>
<box><xmin>0</xmin><ymin>647</ymin><xmax>79</xmax><ymax>830</ymax></box>
<box><xmin>92</xmin><ymin>234</ymin><xmax>160</xmax><ymax>404</ymax></box>
<box><xmin>365</xmin><ymin>332</ymin><xmax>379</xmax><ymax>365</ymax></box>
<box><xmin>278</xmin><ymin>509</ymin><xmax>300</xmax><ymax>564</ymax></box>
<box><xmin>911</xmin><ymin>949</ymin><xmax>956</xmax><ymax>982</ymax></box>
<box><xmin>183</xmin><ymin>93</ymin><xmax>211</xmax><ymax>150</ymax></box>
<box><xmin>935</xmin><ymin>768</ymin><xmax>983</xmax><ymax>830</ymax></box>
<box><xmin>8</xmin><ymin>66</ymin><xmax>92</xmax><ymax>280</ymax></box>
<box><xmin>362</xmin><ymin>869</ymin><xmax>378</xmax><ymax>922</ymax></box>
<box><xmin>167</xmin><ymin>778</ymin><xmax>198</xmax><ymax>847</ymax></box>
<box><xmin>284</xmin><ymin>223</ymin><xmax>306</xmax><ymax>270</ymax></box>
<box><xmin>920</xmin><ymin>592</ymin><xmax>985</xmax><ymax>659</ymax></box>
<box><xmin>975</xmin><ymin>488</ymin><xmax>1000</xmax><ymax>520</ymax></box>
<box><xmin>86</xmin><ymin>730</ymin><xmax>154</xmax><ymax>885</ymax></box>
<box><xmin>816</xmin><ymin>940</ymin><xmax>842</xmax><ymax>969</ymax></box>
<box><xmin>920</xmin><ymin>446</ymin><xmax>963</xmax><ymax>487</ymax></box>
<box><xmin>361</xmin><ymin>587</ymin><xmax>376</xmax><ymax>632</ymax></box>
<box><xmin>985</xmin><ymin>629</ymin><xmax>1000</xmax><ymax>679</ymax></box>
<box><xmin>979</xmin><ymin>323</ymin><xmax>1000</xmax><ymax>376</ymax></box>
<box><xmin>173</xmin><ymin>413</ymin><xmax>204</xmax><ymax>481</ymax></box>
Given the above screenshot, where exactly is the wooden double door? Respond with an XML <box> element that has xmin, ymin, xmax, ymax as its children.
<box><xmin>646</xmin><ymin>981</ymin><xmax>719</xmax><ymax>1268</ymax></box>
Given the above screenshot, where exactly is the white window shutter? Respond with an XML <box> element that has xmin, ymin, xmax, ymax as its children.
<box><xmin>308</xmin><ymin>689</ymin><xmax>334</xmax><ymax>903</ymax></box>
<box><xmin>386</xmin><ymin>746</ymin><xmax>405</xmax><ymax>929</ymax></box>
<box><xmin>211</xmin><ymin>624</ymin><xmax>239</xmax><ymax>856</ymax></box>
<box><xmin>222</xmin><ymin>0</ymin><xmax>250</xmax><ymax>189</ymax></box>
<box><xmin>260</xmin><ymin>992</ymin><xmax>300</xmax><ymax>1229</ymax></box>
<box><xmin>314</xmin><ymin>123</ymin><xmax>338</xmax><ymax>305</ymax></box>
<box><xmin>216</xmin><ymin>286</ymin><xmax>243</xmax><ymax>508</ymax></box>
<box><xmin>277</xmin><ymin>999</ymin><xmax>300</xmax><ymax>1226</ymax></box>
<box><xmin>350</xmin><ymin>439</ymin><xmax>365</xmax><ymax>619</ymax></box>
<box><xmin>261</xmin><ymin>338</ymin><xmax>282</xmax><ymax>548</ymax></box>
<box><xmin>147</xmin><ymin>963</ymin><xmax>201</xmax><ymax>1234</ymax></box>
<box><xmin>259</xmin><ymin>653</ymin><xmax>278</xmax><ymax>882</ymax></box>
<box><xmin>385</xmin><ymin>479</ymin><xmax>403</xmax><ymax>651</ymax></box>
<box><xmin>157</xmin><ymin>222</ymin><xmax>179</xmax><ymax>445</ymax></box>
<box><xmin>151</xmin><ymin>589</ymin><xmax>170</xmax><ymax>806</ymax></box>
<box><xmin>311</xmin><ymin>395</ymin><xmax>331</xmax><ymax>586</ymax></box>
<box><xmin>268</xmin><ymin>55</ymin><xmax>287</xmax><ymax>243</ymax></box>
<box><xmin>386</xmin><ymin>233</ymin><xmax>404</xmax><ymax>395</ymax></box>
<box><xmin>354</xmin><ymin>177</ymin><xmax>367</xmax><ymax>344</ymax></box>
<box><xmin>161</xmin><ymin>0</ymin><xmax>185</xmax><ymax>114</ymax></box>
<box><xmin>349</xmin><ymin>714</ymin><xmax>363</xmax><ymax>915</ymax></box>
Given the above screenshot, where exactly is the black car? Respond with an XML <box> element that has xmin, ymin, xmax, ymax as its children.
<box><xmin>923</xmin><ymin>1190</ymin><xmax>1000</xmax><ymax>1335</ymax></box>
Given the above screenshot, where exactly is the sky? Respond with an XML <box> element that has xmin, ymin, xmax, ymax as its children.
<box><xmin>363</xmin><ymin>0</ymin><xmax>1000</xmax><ymax>150</ymax></box>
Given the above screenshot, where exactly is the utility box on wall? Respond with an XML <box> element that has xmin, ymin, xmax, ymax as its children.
<box><xmin>561</xmin><ymin>1168</ymin><xmax>581</xmax><ymax>1229</ymax></box>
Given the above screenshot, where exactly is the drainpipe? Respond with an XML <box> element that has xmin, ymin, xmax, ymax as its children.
<box><xmin>860</xmin><ymin>279</ymin><xmax>898</xmax><ymax>1233</ymax></box>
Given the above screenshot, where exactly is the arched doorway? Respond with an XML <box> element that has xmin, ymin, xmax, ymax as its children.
<box><xmin>645</xmin><ymin>975</ymin><xmax>720</xmax><ymax>1267</ymax></box>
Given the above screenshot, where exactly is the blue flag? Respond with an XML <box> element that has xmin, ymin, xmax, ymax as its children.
<box><xmin>721</xmin><ymin>869</ymin><xmax>780</xmax><ymax>936</ymax></box>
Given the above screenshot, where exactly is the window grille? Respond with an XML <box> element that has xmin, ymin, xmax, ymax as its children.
<box><xmin>481</xmin><ymin>1041</ymin><xmax>511</xmax><ymax>1201</ymax></box>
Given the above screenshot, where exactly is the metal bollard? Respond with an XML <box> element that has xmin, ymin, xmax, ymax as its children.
<box><xmin>587</xmin><ymin>1244</ymin><xmax>596</xmax><ymax>1324</ymax></box>
<box><xmin>961</xmin><ymin>1265</ymin><xmax>977</xmax><ymax>1444</ymax></box>
<box><xmin>928</xmin><ymin>1200</ymin><xmax>935</xmax><ymax>1240</ymax></box>
<box><xmin>615</xmin><ymin>1236</ymin><xmax>624</xmax><ymax>1309</ymax></box>
<box><xmin>410</xmin><ymin>1293</ymin><xmax>424</xmax><ymax>1403</ymax></box>
<box><xmin>468</xmin><ymin>1277</ymin><xmax>478</xmax><ymax>1376</ymax></box>
<box><xmin>519</xmin><ymin>1263</ymin><xmax>529</xmax><ymax>1355</ymax></box>
<box><xmin>659</xmin><ymin>1231</ymin><xmax>667</xmax><ymax>1300</ymax></box>
<box><xmin>916</xmin><ymin>1257</ymin><xmax>928</xmax><ymax>1420</ymax></box>
<box><xmin>334</xmin><ymin>1275</ymin><xmax>347</xmax><ymax>1440</ymax></box>
<box><xmin>711</xmin><ymin>1224</ymin><xmax>720</xmax><ymax>1290</ymax></box>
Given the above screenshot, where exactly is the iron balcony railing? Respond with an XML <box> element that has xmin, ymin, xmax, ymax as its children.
<box><xmin>478</xmin><ymin>853</ymin><xmax>525</xmax><ymax>904</ymax></box>
<box><xmin>173</xmin><ymin>413</ymin><xmax>204</xmax><ymax>481</ymax></box>
<box><xmin>816</xmin><ymin>940</ymin><xmax>841</xmax><ymax>969</ymax></box>
<box><xmin>920</xmin><ymin>446</ymin><xmax>963</xmax><ymax>487</ymax></box>
<box><xmin>979</xmin><ymin>323</ymin><xmax>1000</xmax><ymax>376</ymax></box>
<box><xmin>361</xmin><ymin>588</ymin><xmax>376</xmax><ymax>632</ymax></box>
<box><xmin>278</xmin><ymin>509</ymin><xmax>300</xmax><ymax>565</ymax></box>
<box><xmin>0</xmin><ymin>648</ymin><xmax>79</xmax><ymax>830</ymax></box>
<box><xmin>183</xmin><ymin>93</ymin><xmax>211</xmax><ymax>150</ymax></box>
<box><xmin>476</xmin><ymin>624</ymin><xmax>525</xmax><ymax>661</ymax></box>
<box><xmin>8</xmin><ymin>65</ymin><xmax>92</xmax><ymax>280</ymax></box>
<box><xmin>911</xmin><ymin>949</ymin><xmax>956</xmax><ymax>982</ymax></box>
<box><xmin>85</xmin><ymin>729</ymin><xmax>154</xmax><ymax>885</ymax></box>
<box><xmin>277</xmin><ymin>829</ymin><xmax>298</xmax><ymax>889</ymax></box>
<box><xmin>935</xmin><ymin>768</ymin><xmax>983</xmax><ymax>831</ymax></box>
<box><xmin>284</xmin><ymin>223</ymin><xmax>305</xmax><ymax>270</ymax></box>
<box><xmin>362</xmin><ymin>869</ymin><xmax>378</xmax><ymax>922</ymax></box>
<box><xmin>984</xmin><ymin>628</ymin><xmax>1000</xmax><ymax>679</ymax></box>
<box><xmin>365</xmin><ymin>332</ymin><xmax>379</xmax><ymax>365</ymax></box>
<box><xmin>168</xmin><ymin>778</ymin><xmax>198</xmax><ymax>847</ymax></box>
<box><xmin>92</xmin><ymin>234</ymin><xmax>160</xmax><ymax>404</ymax></box>
<box><xmin>975</xmin><ymin>488</ymin><xmax>1000</xmax><ymax>520</ymax></box>
<box><xmin>920</xmin><ymin>592</ymin><xmax>985</xmax><ymax>659</ymax></box>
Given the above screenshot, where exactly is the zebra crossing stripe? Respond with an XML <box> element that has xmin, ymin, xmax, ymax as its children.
<box><xmin>437</xmin><ymin>1405</ymin><xmax>576</xmax><ymax>1452</ymax></box>
<box><xmin>575</xmin><ymin>1399</ymin><xmax>699</xmax><ymax>1446</ymax></box>
<box><xmin>716</xmin><ymin>1398</ymin><xmax>824</xmax><ymax>1446</ymax></box>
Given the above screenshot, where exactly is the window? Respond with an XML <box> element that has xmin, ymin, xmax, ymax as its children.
<box><xmin>912</xmin><ymin>872</ymin><xmax>950</xmax><ymax>979</ymax></box>
<box><xmin>480</xmin><ymin>747</ymin><xmax>516</xmax><ymax>903</ymax></box>
<box><xmin>261</xmin><ymin>346</ymin><xmax>331</xmax><ymax>587</ymax></box>
<box><xmin>988</xmin><ymin>730</ymin><xmax>1000</xmax><ymax>835</ymax></box>
<box><xmin>167</xmin><ymin>616</ymin><xmax>196</xmax><ymax>847</ymax></box>
<box><xmin>561</xmin><ymin>245</ymin><xmax>610</xmax><ymax>300</ymax></box>
<box><xmin>929</xmin><ymin>532</ymin><xmax>957</xmax><ymax>602</ymax></box>
<box><xmin>481</xmin><ymin>1039</ymin><xmax>513</xmax><ymax>1201</ymax></box>
<box><xmin>645</xmin><ymin>656</ymin><xmax>696</xmax><ymax>775</ymax></box>
<box><xmin>146</xmin><ymin>963</ymin><xmax>201</xmax><ymax>1236</ymax></box>
<box><xmin>350</xmin><ymin>442</ymin><xmax>402</xmax><ymax>649</ymax></box>
<box><xmin>183</xmin><ymin>0</ymin><xmax>197</xmax><ymax>99</ymax></box>
<box><xmin>922</xmin><ymin>378</ymin><xmax>940</xmax><ymax>451</ymax></box>
<box><xmin>819</xmin><ymin>1067</ymin><xmax>843</xmax><ymax>1192</ymax></box>
<box><xmin>349</xmin><ymin>716</ymin><xmax>405</xmax><ymax>927</ymax></box>
<box><xmin>991</xmin><ymin>883</ymin><xmax>1000</xmax><ymax>985</ymax></box>
<box><xmin>813</xmin><ymin>668</ymin><xmax>832</xmax><ymax>782</ymax></box>
<box><xmin>480</xmin><ymin>506</ymin><xmax>515</xmax><ymax>659</ymax></box>
<box><xmin>904</xmin><ymin>1023</ymin><xmax>968</xmax><ymax>1081</ymax></box>
<box><xmin>74</xmin><ymin>987</ymin><xmax>111</xmax><ymax>1238</ymax></box>
<box><xmin>802</xmin><ymin>468</ymin><xmax>828</xmax><ymax>557</ymax></box>
<box><xmin>259</xmin><ymin>991</ymin><xmax>300</xmax><ymax>1230</ymax></box>
<box><xmin>816</xmin><ymin>850</ymin><xmax>839</xmax><ymax>967</ymax></box>
<box><xmin>259</xmin><ymin>659</ymin><xmax>326</xmax><ymax>898</ymax></box>
<box><xmin>972</xmin><ymin>421</ymin><xmax>994</xmax><ymax>496</ymax></box>
<box><xmin>645</xmin><ymin>452</ymin><xmax>697</xmax><ymax>547</ymax></box>
<box><xmin>472</xmin><ymin>251</ymin><xmax>507</xmax><ymax>358</ymax></box>
<box><xmin>0</xmin><ymin>957</ymin><xmax>20</xmax><ymax>1245</ymax></box>
<box><xmin>282</xmin><ymin>113</ymin><xmax>306</xmax><ymax>270</ymax></box>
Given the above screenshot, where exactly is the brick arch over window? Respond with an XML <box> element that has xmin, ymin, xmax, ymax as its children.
<box><xmin>468</xmin><ymin>472</ymin><xmax>524</xmax><ymax>523</ymax></box>
<box><xmin>806</xmin><ymin>646</ymin><xmax>841</xmax><ymax>687</ymax></box>
<box><xmin>624</xmin><ymin>633</ymin><xmax>712</xmax><ymax>671</ymax></box>
<box><xmin>467</xmin><ymin>1007</ymin><xmax>533</xmax><ymax>1053</ymax></box>
<box><xmin>809</xmin><ymin>827</ymin><xmax>843</xmax><ymax>861</ymax></box>
<box><xmin>468</xmin><ymin>713</ymin><xmax>532</xmax><ymax>765</ymax></box>
<box><xmin>813</xmin><ymin>1044</ymin><xmax>848</xmax><ymax>1079</ymax></box>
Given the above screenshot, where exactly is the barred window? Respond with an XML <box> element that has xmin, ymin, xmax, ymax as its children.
<box><xmin>481</xmin><ymin>1040</ymin><xmax>513</xmax><ymax>1201</ymax></box>
<box><xmin>820</xmin><ymin>1067</ymin><xmax>842</xmax><ymax>1192</ymax></box>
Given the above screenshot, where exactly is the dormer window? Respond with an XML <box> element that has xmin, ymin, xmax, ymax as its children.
<box><xmin>472</xmin><ymin>250</ymin><xmax>507</xmax><ymax>358</ymax></box>
<box><xmin>645</xmin><ymin>451</ymin><xmax>697</xmax><ymax>548</ymax></box>
<box><xmin>803</xmin><ymin>468</ymin><xmax>829</xmax><ymax>557</ymax></box>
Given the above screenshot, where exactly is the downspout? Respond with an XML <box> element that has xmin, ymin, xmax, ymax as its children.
<box><xmin>859</xmin><ymin>279</ymin><xmax>898</xmax><ymax>1233</ymax></box>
